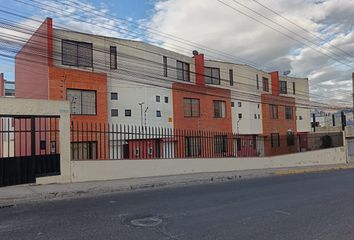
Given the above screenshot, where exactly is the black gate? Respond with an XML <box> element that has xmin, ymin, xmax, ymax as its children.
<box><xmin>0</xmin><ymin>115</ymin><xmax>60</xmax><ymax>187</ymax></box>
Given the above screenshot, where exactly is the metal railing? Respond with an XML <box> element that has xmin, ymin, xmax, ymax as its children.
<box><xmin>70</xmin><ymin>122</ymin><xmax>343</xmax><ymax>160</ymax></box>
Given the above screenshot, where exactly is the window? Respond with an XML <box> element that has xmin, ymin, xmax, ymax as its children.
<box><xmin>111</xmin><ymin>109</ymin><xmax>118</xmax><ymax>117</ymax></box>
<box><xmin>271</xmin><ymin>133</ymin><xmax>280</xmax><ymax>148</ymax></box>
<box><xmin>287</xmin><ymin>132</ymin><xmax>295</xmax><ymax>146</ymax></box>
<box><xmin>214</xmin><ymin>101</ymin><xmax>226</xmax><ymax>118</ymax></box>
<box><xmin>231</xmin><ymin>102</ymin><xmax>235</xmax><ymax>107</ymax></box>
<box><xmin>229</xmin><ymin>69</ymin><xmax>234</xmax><ymax>86</ymax></box>
<box><xmin>285</xmin><ymin>106</ymin><xmax>293</xmax><ymax>119</ymax></box>
<box><xmin>184</xmin><ymin>98</ymin><xmax>200</xmax><ymax>117</ymax></box>
<box><xmin>280</xmin><ymin>81</ymin><xmax>287</xmax><ymax>94</ymax></box>
<box><xmin>156</xmin><ymin>96</ymin><xmax>160</xmax><ymax>102</ymax></box>
<box><xmin>110</xmin><ymin>46</ymin><xmax>117</xmax><ymax>69</ymax></box>
<box><xmin>238</xmin><ymin>102</ymin><xmax>242</xmax><ymax>107</ymax></box>
<box><xmin>258</xmin><ymin>114</ymin><xmax>261</xmax><ymax>119</ymax></box>
<box><xmin>62</xmin><ymin>40</ymin><xmax>93</xmax><ymax>67</ymax></box>
<box><xmin>262</xmin><ymin>77</ymin><xmax>269</xmax><ymax>92</ymax></box>
<box><xmin>163</xmin><ymin>56</ymin><xmax>168</xmax><ymax>77</ymax></box>
<box><xmin>299</xmin><ymin>116</ymin><xmax>303</xmax><ymax>120</ymax></box>
<box><xmin>177</xmin><ymin>60</ymin><xmax>190</xmax><ymax>81</ymax></box>
<box><xmin>214</xmin><ymin>135</ymin><xmax>227</xmax><ymax>154</ymax></box>
<box><xmin>269</xmin><ymin>105</ymin><xmax>278</xmax><ymax>119</ymax></box>
<box><xmin>111</xmin><ymin>92</ymin><xmax>118</xmax><ymax>100</ymax></box>
<box><xmin>238</xmin><ymin>113</ymin><xmax>242</xmax><ymax>119</ymax></box>
<box><xmin>164</xmin><ymin>96</ymin><xmax>169</xmax><ymax>103</ymax></box>
<box><xmin>71</xmin><ymin>141</ymin><xmax>97</xmax><ymax>160</ymax></box>
<box><xmin>156</xmin><ymin>110</ymin><xmax>161</xmax><ymax>117</ymax></box>
<box><xmin>67</xmin><ymin>89</ymin><xmax>96</xmax><ymax>115</ymax></box>
<box><xmin>185</xmin><ymin>137</ymin><xmax>201</xmax><ymax>157</ymax></box>
<box><xmin>258</xmin><ymin>104</ymin><xmax>260</xmax><ymax>109</ymax></box>
<box><xmin>205</xmin><ymin>67</ymin><xmax>220</xmax><ymax>85</ymax></box>
<box><xmin>256</xmin><ymin>74</ymin><xmax>259</xmax><ymax>90</ymax></box>
<box><xmin>293</xmin><ymin>82</ymin><xmax>296</xmax><ymax>95</ymax></box>
<box><xmin>125</xmin><ymin>109</ymin><xmax>132</xmax><ymax>117</ymax></box>
<box><xmin>254</xmin><ymin>114</ymin><xmax>257</xmax><ymax>119</ymax></box>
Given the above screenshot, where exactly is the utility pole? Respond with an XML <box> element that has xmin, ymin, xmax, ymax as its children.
<box><xmin>138</xmin><ymin>102</ymin><xmax>144</xmax><ymax>126</ymax></box>
<box><xmin>312</xmin><ymin>113</ymin><xmax>316</xmax><ymax>132</ymax></box>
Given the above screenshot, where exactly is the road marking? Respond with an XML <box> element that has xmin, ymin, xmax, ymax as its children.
<box><xmin>274</xmin><ymin>210</ymin><xmax>291</xmax><ymax>216</ymax></box>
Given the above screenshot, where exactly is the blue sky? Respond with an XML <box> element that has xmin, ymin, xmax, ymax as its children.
<box><xmin>0</xmin><ymin>0</ymin><xmax>154</xmax><ymax>82</ymax></box>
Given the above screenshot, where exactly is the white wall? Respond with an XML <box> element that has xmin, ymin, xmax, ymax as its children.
<box><xmin>279</xmin><ymin>76</ymin><xmax>311</xmax><ymax>132</ymax></box>
<box><xmin>71</xmin><ymin>147</ymin><xmax>346</xmax><ymax>182</ymax></box>
<box><xmin>108</xmin><ymin>79</ymin><xmax>174</xmax><ymax>128</ymax></box>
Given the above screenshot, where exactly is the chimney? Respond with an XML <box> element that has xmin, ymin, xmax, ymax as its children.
<box><xmin>193</xmin><ymin>50</ymin><xmax>205</xmax><ymax>86</ymax></box>
<box><xmin>270</xmin><ymin>71</ymin><xmax>280</xmax><ymax>96</ymax></box>
<box><xmin>0</xmin><ymin>73</ymin><xmax>4</xmax><ymax>97</ymax></box>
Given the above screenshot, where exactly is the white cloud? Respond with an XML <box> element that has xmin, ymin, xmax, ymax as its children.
<box><xmin>146</xmin><ymin>0</ymin><xmax>354</xmax><ymax>107</ymax></box>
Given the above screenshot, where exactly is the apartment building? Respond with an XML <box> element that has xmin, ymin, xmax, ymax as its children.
<box><xmin>15</xmin><ymin>18</ymin><xmax>311</xmax><ymax>158</ymax></box>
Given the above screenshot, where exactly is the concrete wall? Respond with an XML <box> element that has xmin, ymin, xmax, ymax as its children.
<box><xmin>71</xmin><ymin>147</ymin><xmax>346</xmax><ymax>182</ymax></box>
<box><xmin>0</xmin><ymin>97</ymin><xmax>71</xmax><ymax>183</ymax></box>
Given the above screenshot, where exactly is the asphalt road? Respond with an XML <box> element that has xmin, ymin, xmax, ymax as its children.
<box><xmin>1</xmin><ymin>170</ymin><xmax>354</xmax><ymax>240</ymax></box>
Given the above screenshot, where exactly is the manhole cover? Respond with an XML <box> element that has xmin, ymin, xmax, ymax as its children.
<box><xmin>130</xmin><ymin>217</ymin><xmax>162</xmax><ymax>227</ymax></box>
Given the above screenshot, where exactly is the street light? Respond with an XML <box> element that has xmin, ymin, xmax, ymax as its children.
<box><xmin>138</xmin><ymin>102</ymin><xmax>144</xmax><ymax>126</ymax></box>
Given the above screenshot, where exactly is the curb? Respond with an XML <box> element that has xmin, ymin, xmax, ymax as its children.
<box><xmin>274</xmin><ymin>165</ymin><xmax>354</xmax><ymax>176</ymax></box>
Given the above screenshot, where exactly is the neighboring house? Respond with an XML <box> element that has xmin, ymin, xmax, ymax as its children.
<box><xmin>14</xmin><ymin>18</ymin><xmax>311</xmax><ymax>158</ymax></box>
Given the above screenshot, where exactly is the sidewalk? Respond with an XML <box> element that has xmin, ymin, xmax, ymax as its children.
<box><xmin>1</xmin><ymin>163</ymin><xmax>353</xmax><ymax>206</ymax></box>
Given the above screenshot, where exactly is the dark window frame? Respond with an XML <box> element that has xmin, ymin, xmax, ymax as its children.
<box><xmin>156</xmin><ymin>110</ymin><xmax>162</xmax><ymax>118</ymax></box>
<box><xmin>184</xmin><ymin>98</ymin><xmax>200</xmax><ymax>117</ymax></box>
<box><xmin>214</xmin><ymin>135</ymin><xmax>228</xmax><ymax>154</ymax></box>
<box><xmin>280</xmin><ymin>81</ymin><xmax>287</xmax><ymax>94</ymax></box>
<box><xmin>62</xmin><ymin>39</ymin><xmax>93</xmax><ymax>67</ymax></box>
<box><xmin>285</xmin><ymin>106</ymin><xmax>293</xmax><ymax>119</ymax></box>
<box><xmin>176</xmin><ymin>60</ymin><xmax>190</xmax><ymax>82</ymax></box>
<box><xmin>256</xmin><ymin>74</ymin><xmax>259</xmax><ymax>90</ymax></box>
<box><xmin>66</xmin><ymin>88</ymin><xmax>97</xmax><ymax>116</ymax></box>
<box><xmin>185</xmin><ymin>136</ymin><xmax>201</xmax><ymax>157</ymax></box>
<box><xmin>164</xmin><ymin>96</ymin><xmax>169</xmax><ymax>103</ymax></box>
<box><xmin>270</xmin><ymin>104</ymin><xmax>278</xmax><ymax>119</ymax></box>
<box><xmin>125</xmin><ymin>109</ymin><xmax>132</xmax><ymax>117</ymax></box>
<box><xmin>111</xmin><ymin>109</ymin><xmax>118</xmax><ymax>117</ymax></box>
<box><xmin>262</xmin><ymin>77</ymin><xmax>269</xmax><ymax>92</ymax></box>
<box><xmin>111</xmin><ymin>92</ymin><xmax>118</xmax><ymax>100</ymax></box>
<box><xmin>205</xmin><ymin>67</ymin><xmax>221</xmax><ymax>85</ymax></box>
<box><xmin>213</xmin><ymin>100</ymin><xmax>226</xmax><ymax>118</ymax></box>
<box><xmin>156</xmin><ymin>96</ymin><xmax>161</xmax><ymax>102</ymax></box>
<box><xmin>229</xmin><ymin>69</ymin><xmax>234</xmax><ymax>86</ymax></box>
<box><xmin>293</xmin><ymin>82</ymin><xmax>296</xmax><ymax>95</ymax></box>
<box><xmin>271</xmin><ymin>133</ymin><xmax>280</xmax><ymax>148</ymax></box>
<box><xmin>110</xmin><ymin>46</ymin><xmax>117</xmax><ymax>69</ymax></box>
<box><xmin>163</xmin><ymin>56</ymin><xmax>168</xmax><ymax>77</ymax></box>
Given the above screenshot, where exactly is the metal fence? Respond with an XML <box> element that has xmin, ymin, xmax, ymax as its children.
<box><xmin>0</xmin><ymin>115</ymin><xmax>61</xmax><ymax>187</ymax></box>
<box><xmin>70</xmin><ymin>122</ymin><xmax>344</xmax><ymax>160</ymax></box>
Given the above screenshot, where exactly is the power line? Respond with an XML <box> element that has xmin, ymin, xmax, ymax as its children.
<box><xmin>216</xmin><ymin>0</ymin><xmax>353</xmax><ymax>68</ymax></box>
<box><xmin>250</xmin><ymin>0</ymin><xmax>354</xmax><ymax>60</ymax></box>
<box><xmin>0</xmin><ymin>9</ymin><xmax>349</xmax><ymax>104</ymax></box>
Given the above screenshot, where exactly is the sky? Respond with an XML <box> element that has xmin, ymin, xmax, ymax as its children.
<box><xmin>0</xmin><ymin>0</ymin><xmax>353</xmax><ymax>107</ymax></box>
